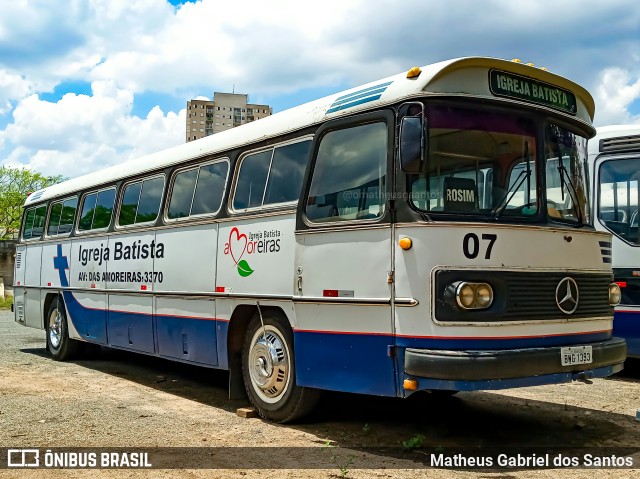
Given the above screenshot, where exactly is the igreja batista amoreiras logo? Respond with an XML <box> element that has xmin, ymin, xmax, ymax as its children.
<box><xmin>223</xmin><ymin>227</ymin><xmax>281</xmax><ymax>277</ymax></box>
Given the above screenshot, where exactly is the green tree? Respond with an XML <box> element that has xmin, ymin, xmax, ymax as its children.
<box><xmin>0</xmin><ymin>166</ymin><xmax>65</xmax><ymax>239</ymax></box>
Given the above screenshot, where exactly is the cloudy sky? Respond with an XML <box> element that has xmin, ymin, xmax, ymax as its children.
<box><xmin>1</xmin><ymin>0</ymin><xmax>639</xmax><ymax>178</ymax></box>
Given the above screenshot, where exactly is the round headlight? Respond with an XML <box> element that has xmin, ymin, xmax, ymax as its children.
<box><xmin>475</xmin><ymin>284</ymin><xmax>494</xmax><ymax>308</ymax></box>
<box><xmin>456</xmin><ymin>283</ymin><xmax>476</xmax><ymax>309</ymax></box>
<box><xmin>609</xmin><ymin>283</ymin><xmax>622</xmax><ymax>306</ymax></box>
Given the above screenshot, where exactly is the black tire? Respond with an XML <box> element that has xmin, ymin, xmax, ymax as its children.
<box><xmin>241</xmin><ymin>311</ymin><xmax>320</xmax><ymax>423</ymax></box>
<box><xmin>46</xmin><ymin>296</ymin><xmax>80</xmax><ymax>361</ymax></box>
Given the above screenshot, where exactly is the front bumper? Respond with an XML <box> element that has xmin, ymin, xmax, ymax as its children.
<box><xmin>404</xmin><ymin>337</ymin><xmax>627</xmax><ymax>381</ymax></box>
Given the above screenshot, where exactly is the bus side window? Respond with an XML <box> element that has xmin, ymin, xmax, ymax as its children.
<box><xmin>233</xmin><ymin>150</ymin><xmax>272</xmax><ymax>210</ymax></box>
<box><xmin>93</xmin><ymin>188</ymin><xmax>116</xmax><ymax>229</ymax></box>
<box><xmin>79</xmin><ymin>193</ymin><xmax>98</xmax><ymax>231</ymax></box>
<box><xmin>118</xmin><ymin>177</ymin><xmax>165</xmax><ymax>226</ymax></box>
<box><xmin>168</xmin><ymin>160</ymin><xmax>229</xmax><ymax>219</ymax></box>
<box><xmin>47</xmin><ymin>201</ymin><xmax>63</xmax><ymax>236</ymax></box>
<box><xmin>23</xmin><ymin>205</ymin><xmax>47</xmax><ymax>240</ymax></box>
<box><xmin>306</xmin><ymin>122</ymin><xmax>387</xmax><ymax>223</ymax></box>
<box><xmin>191</xmin><ymin>161</ymin><xmax>228</xmax><ymax>215</ymax></box>
<box><xmin>264</xmin><ymin>141</ymin><xmax>311</xmax><ymax>205</ymax></box>
<box><xmin>233</xmin><ymin>139</ymin><xmax>311</xmax><ymax>211</ymax></box>
<box><xmin>59</xmin><ymin>198</ymin><xmax>78</xmax><ymax>234</ymax></box>
<box><xmin>168</xmin><ymin>168</ymin><xmax>199</xmax><ymax>219</ymax></box>
<box><xmin>78</xmin><ymin>188</ymin><xmax>116</xmax><ymax>231</ymax></box>
<box><xmin>47</xmin><ymin>197</ymin><xmax>77</xmax><ymax>236</ymax></box>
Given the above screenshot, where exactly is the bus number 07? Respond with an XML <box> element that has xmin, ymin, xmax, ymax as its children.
<box><xmin>463</xmin><ymin>233</ymin><xmax>497</xmax><ymax>259</ymax></box>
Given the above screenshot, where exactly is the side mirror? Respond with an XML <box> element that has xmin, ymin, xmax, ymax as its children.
<box><xmin>399</xmin><ymin>116</ymin><xmax>426</xmax><ymax>173</ymax></box>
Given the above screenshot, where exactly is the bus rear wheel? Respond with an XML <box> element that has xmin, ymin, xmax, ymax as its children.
<box><xmin>46</xmin><ymin>297</ymin><xmax>79</xmax><ymax>361</ymax></box>
<box><xmin>241</xmin><ymin>311</ymin><xmax>319</xmax><ymax>423</ymax></box>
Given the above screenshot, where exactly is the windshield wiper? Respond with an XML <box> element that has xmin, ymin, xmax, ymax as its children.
<box><xmin>493</xmin><ymin>140</ymin><xmax>533</xmax><ymax>219</ymax></box>
<box><xmin>553</xmin><ymin>138</ymin><xmax>585</xmax><ymax>225</ymax></box>
<box><xmin>492</xmin><ymin>168</ymin><xmax>532</xmax><ymax>219</ymax></box>
<box><xmin>557</xmin><ymin>163</ymin><xmax>585</xmax><ymax>225</ymax></box>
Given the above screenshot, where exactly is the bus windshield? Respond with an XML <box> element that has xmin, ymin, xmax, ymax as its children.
<box><xmin>409</xmin><ymin>104</ymin><xmax>590</xmax><ymax>225</ymax></box>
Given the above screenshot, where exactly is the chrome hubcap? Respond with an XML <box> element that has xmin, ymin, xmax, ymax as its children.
<box><xmin>48</xmin><ymin>309</ymin><xmax>62</xmax><ymax>349</ymax></box>
<box><xmin>248</xmin><ymin>327</ymin><xmax>289</xmax><ymax>401</ymax></box>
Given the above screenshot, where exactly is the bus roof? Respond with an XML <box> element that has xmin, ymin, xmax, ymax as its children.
<box><xmin>26</xmin><ymin>56</ymin><xmax>595</xmax><ymax>206</ymax></box>
<box><xmin>588</xmin><ymin>124</ymin><xmax>640</xmax><ymax>156</ymax></box>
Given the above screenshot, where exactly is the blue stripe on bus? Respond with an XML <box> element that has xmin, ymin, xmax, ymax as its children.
<box><xmin>326</xmin><ymin>94</ymin><xmax>385</xmax><ymax>114</ymax></box>
<box><xmin>293</xmin><ymin>329</ymin><xmax>612</xmax><ymax>396</ymax></box>
<box><xmin>326</xmin><ymin>81</ymin><xmax>392</xmax><ymax>114</ymax></box>
<box><xmin>327</xmin><ymin>89</ymin><xmax>386</xmax><ymax>110</ymax></box>
<box><xmin>61</xmin><ymin>290</ymin><xmax>226</xmax><ymax>366</ymax></box>
<box><xmin>54</xmin><ymin>245</ymin><xmax>622</xmax><ymax>393</ymax></box>
<box><xmin>28</xmin><ymin>190</ymin><xmax>45</xmax><ymax>201</ymax></box>
<box><xmin>62</xmin><ymin>290</ymin><xmax>108</xmax><ymax>344</ymax></box>
<box><xmin>333</xmin><ymin>81</ymin><xmax>393</xmax><ymax>102</ymax></box>
<box><xmin>54</xmin><ymin>244</ymin><xmax>226</xmax><ymax>366</ymax></box>
<box><xmin>294</xmin><ymin>330</ymin><xmax>397</xmax><ymax>396</ymax></box>
<box><xmin>614</xmin><ymin>309</ymin><xmax>640</xmax><ymax>357</ymax></box>
<box><xmin>328</xmin><ymin>86</ymin><xmax>389</xmax><ymax>108</ymax></box>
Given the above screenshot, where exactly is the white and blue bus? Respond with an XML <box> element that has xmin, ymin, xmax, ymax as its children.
<box><xmin>14</xmin><ymin>57</ymin><xmax>626</xmax><ymax>422</ymax></box>
<box><xmin>588</xmin><ymin>124</ymin><xmax>640</xmax><ymax>358</ymax></box>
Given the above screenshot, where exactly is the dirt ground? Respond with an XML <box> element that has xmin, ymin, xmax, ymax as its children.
<box><xmin>0</xmin><ymin>310</ymin><xmax>639</xmax><ymax>478</ymax></box>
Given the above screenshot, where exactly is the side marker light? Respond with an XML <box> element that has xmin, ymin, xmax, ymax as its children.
<box><xmin>403</xmin><ymin>379</ymin><xmax>418</xmax><ymax>390</ymax></box>
<box><xmin>399</xmin><ymin>237</ymin><xmax>413</xmax><ymax>250</ymax></box>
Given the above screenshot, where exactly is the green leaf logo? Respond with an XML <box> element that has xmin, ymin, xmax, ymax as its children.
<box><xmin>237</xmin><ymin>259</ymin><xmax>254</xmax><ymax>277</ymax></box>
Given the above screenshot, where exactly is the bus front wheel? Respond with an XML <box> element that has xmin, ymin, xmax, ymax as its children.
<box><xmin>241</xmin><ymin>311</ymin><xmax>319</xmax><ymax>423</ymax></box>
<box><xmin>46</xmin><ymin>297</ymin><xmax>79</xmax><ymax>361</ymax></box>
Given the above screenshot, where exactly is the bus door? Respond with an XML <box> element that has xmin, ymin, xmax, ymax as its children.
<box><xmin>294</xmin><ymin>111</ymin><xmax>397</xmax><ymax>397</ymax></box>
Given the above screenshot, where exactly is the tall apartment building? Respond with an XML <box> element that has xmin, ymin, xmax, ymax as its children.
<box><xmin>186</xmin><ymin>92</ymin><xmax>273</xmax><ymax>142</ymax></box>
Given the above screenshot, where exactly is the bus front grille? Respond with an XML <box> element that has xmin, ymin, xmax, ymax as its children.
<box><xmin>434</xmin><ymin>270</ymin><xmax>613</xmax><ymax>323</ymax></box>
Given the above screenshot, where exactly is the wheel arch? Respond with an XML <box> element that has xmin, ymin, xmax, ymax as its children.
<box><xmin>226</xmin><ymin>303</ymin><xmax>294</xmax><ymax>399</ymax></box>
<box><xmin>43</xmin><ymin>292</ymin><xmax>59</xmax><ymax>332</ymax></box>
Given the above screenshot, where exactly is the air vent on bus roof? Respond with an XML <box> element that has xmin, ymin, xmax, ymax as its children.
<box><xmin>599</xmin><ymin>134</ymin><xmax>640</xmax><ymax>153</ymax></box>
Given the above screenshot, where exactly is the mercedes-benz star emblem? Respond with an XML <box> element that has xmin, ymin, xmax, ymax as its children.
<box><xmin>556</xmin><ymin>277</ymin><xmax>579</xmax><ymax>314</ymax></box>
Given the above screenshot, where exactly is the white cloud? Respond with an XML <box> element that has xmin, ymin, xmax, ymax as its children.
<box><xmin>0</xmin><ymin>69</ymin><xmax>34</xmax><ymax>114</ymax></box>
<box><xmin>1</xmin><ymin>0</ymin><xmax>640</xmax><ymax>178</ymax></box>
<box><xmin>3</xmin><ymin>80</ymin><xmax>184</xmax><ymax>177</ymax></box>
<box><xmin>119</xmin><ymin>105</ymin><xmax>185</xmax><ymax>160</ymax></box>
<box><xmin>593</xmin><ymin>68</ymin><xmax>640</xmax><ymax>126</ymax></box>
<box><xmin>87</xmin><ymin>0</ymin><xmax>364</xmax><ymax>95</ymax></box>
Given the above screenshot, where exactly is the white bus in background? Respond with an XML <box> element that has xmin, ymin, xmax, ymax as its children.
<box><xmin>14</xmin><ymin>57</ymin><xmax>626</xmax><ymax>423</ymax></box>
<box><xmin>588</xmin><ymin>124</ymin><xmax>640</xmax><ymax>357</ymax></box>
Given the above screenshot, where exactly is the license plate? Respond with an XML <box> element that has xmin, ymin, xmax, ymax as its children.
<box><xmin>561</xmin><ymin>346</ymin><xmax>593</xmax><ymax>366</ymax></box>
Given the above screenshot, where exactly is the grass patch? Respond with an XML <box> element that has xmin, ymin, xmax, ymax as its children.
<box><xmin>0</xmin><ymin>295</ymin><xmax>13</xmax><ymax>310</ymax></box>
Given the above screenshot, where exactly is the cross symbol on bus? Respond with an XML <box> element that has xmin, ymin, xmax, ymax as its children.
<box><xmin>53</xmin><ymin>244</ymin><xmax>69</xmax><ymax>287</ymax></box>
